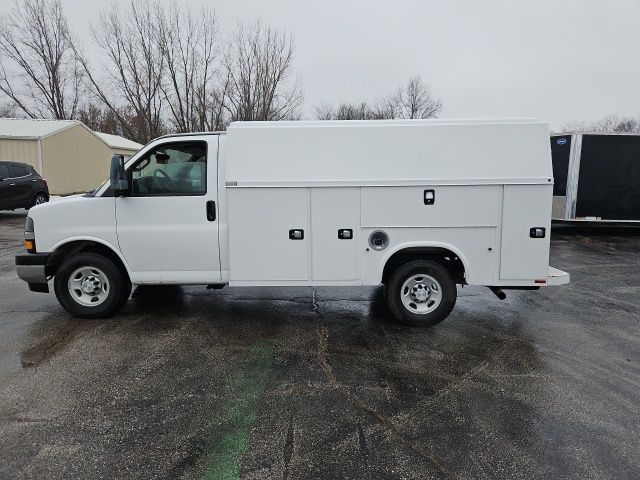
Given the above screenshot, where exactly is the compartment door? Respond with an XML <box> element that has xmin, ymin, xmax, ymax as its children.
<box><xmin>311</xmin><ymin>188</ymin><xmax>359</xmax><ymax>281</ymax></box>
<box><xmin>228</xmin><ymin>188</ymin><xmax>309</xmax><ymax>281</ymax></box>
<box><xmin>500</xmin><ymin>185</ymin><xmax>552</xmax><ymax>280</ymax></box>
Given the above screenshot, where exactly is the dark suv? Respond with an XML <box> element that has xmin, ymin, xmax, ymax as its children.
<box><xmin>0</xmin><ymin>161</ymin><xmax>49</xmax><ymax>211</ymax></box>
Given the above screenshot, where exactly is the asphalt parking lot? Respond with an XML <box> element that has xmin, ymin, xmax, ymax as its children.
<box><xmin>0</xmin><ymin>211</ymin><xmax>638</xmax><ymax>480</ymax></box>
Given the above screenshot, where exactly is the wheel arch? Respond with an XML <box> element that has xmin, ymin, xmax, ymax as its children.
<box><xmin>47</xmin><ymin>237</ymin><xmax>132</xmax><ymax>280</ymax></box>
<box><xmin>379</xmin><ymin>242</ymin><xmax>470</xmax><ymax>285</ymax></box>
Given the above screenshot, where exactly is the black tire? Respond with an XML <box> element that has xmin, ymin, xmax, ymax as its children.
<box><xmin>29</xmin><ymin>192</ymin><xmax>48</xmax><ymax>209</ymax></box>
<box><xmin>385</xmin><ymin>259</ymin><xmax>457</xmax><ymax>327</ymax></box>
<box><xmin>54</xmin><ymin>252</ymin><xmax>131</xmax><ymax>318</ymax></box>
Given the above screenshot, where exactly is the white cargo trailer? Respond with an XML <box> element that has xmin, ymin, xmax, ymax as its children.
<box><xmin>16</xmin><ymin>119</ymin><xmax>569</xmax><ymax>327</ymax></box>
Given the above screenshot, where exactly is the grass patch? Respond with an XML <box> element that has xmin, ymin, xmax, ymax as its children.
<box><xmin>201</xmin><ymin>339</ymin><xmax>276</xmax><ymax>480</ymax></box>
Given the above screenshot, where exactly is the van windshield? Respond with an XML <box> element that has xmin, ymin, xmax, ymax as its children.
<box><xmin>85</xmin><ymin>178</ymin><xmax>109</xmax><ymax>197</ymax></box>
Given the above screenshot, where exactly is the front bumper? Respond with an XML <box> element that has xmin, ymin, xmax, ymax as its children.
<box><xmin>16</xmin><ymin>252</ymin><xmax>50</xmax><ymax>291</ymax></box>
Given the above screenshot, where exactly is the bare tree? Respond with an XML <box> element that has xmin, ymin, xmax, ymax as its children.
<box><xmin>77</xmin><ymin>103</ymin><xmax>121</xmax><ymax>135</ymax></box>
<box><xmin>561</xmin><ymin>114</ymin><xmax>640</xmax><ymax>133</ymax></box>
<box><xmin>369</xmin><ymin>96</ymin><xmax>400</xmax><ymax>120</ymax></box>
<box><xmin>590</xmin><ymin>114</ymin><xmax>640</xmax><ymax>133</ymax></box>
<box><xmin>76</xmin><ymin>1</ymin><xmax>165</xmax><ymax>143</ymax></box>
<box><xmin>559</xmin><ymin>120</ymin><xmax>587</xmax><ymax>133</ymax></box>
<box><xmin>316</xmin><ymin>75</ymin><xmax>442</xmax><ymax>120</ymax></box>
<box><xmin>0</xmin><ymin>102</ymin><xmax>17</xmax><ymax>118</ymax></box>
<box><xmin>0</xmin><ymin>0</ymin><xmax>82</xmax><ymax>119</ymax></box>
<box><xmin>158</xmin><ymin>3</ymin><xmax>224</xmax><ymax>132</ymax></box>
<box><xmin>395</xmin><ymin>75</ymin><xmax>442</xmax><ymax>119</ymax></box>
<box><xmin>0</xmin><ymin>0</ymin><xmax>306</xmax><ymax>137</ymax></box>
<box><xmin>204</xmin><ymin>71</ymin><xmax>232</xmax><ymax>131</ymax></box>
<box><xmin>224</xmin><ymin>21</ymin><xmax>303</xmax><ymax>122</ymax></box>
<box><xmin>614</xmin><ymin>117</ymin><xmax>640</xmax><ymax>133</ymax></box>
<box><xmin>316</xmin><ymin>102</ymin><xmax>375</xmax><ymax>120</ymax></box>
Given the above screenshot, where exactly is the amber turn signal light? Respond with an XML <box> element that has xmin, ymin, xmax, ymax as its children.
<box><xmin>24</xmin><ymin>239</ymin><xmax>35</xmax><ymax>253</ymax></box>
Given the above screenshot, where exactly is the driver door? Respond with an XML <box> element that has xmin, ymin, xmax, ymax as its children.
<box><xmin>115</xmin><ymin>137</ymin><xmax>221</xmax><ymax>284</ymax></box>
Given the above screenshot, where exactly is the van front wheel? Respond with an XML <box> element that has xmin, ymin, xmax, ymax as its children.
<box><xmin>385</xmin><ymin>260</ymin><xmax>457</xmax><ymax>327</ymax></box>
<box><xmin>54</xmin><ymin>252</ymin><xmax>131</xmax><ymax>318</ymax></box>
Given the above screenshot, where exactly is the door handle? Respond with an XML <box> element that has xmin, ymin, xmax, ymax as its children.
<box><xmin>206</xmin><ymin>201</ymin><xmax>216</xmax><ymax>221</ymax></box>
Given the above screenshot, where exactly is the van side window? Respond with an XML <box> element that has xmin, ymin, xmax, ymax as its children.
<box><xmin>0</xmin><ymin>164</ymin><xmax>9</xmax><ymax>178</ymax></box>
<box><xmin>130</xmin><ymin>142</ymin><xmax>207</xmax><ymax>196</ymax></box>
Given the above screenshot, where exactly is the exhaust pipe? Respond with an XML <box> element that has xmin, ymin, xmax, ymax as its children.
<box><xmin>489</xmin><ymin>287</ymin><xmax>507</xmax><ymax>300</ymax></box>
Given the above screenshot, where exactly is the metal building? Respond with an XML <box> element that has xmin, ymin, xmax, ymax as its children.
<box><xmin>0</xmin><ymin>118</ymin><xmax>141</xmax><ymax>195</ymax></box>
<box><xmin>551</xmin><ymin>132</ymin><xmax>640</xmax><ymax>224</ymax></box>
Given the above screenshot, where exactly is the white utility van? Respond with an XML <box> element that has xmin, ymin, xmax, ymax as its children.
<box><xmin>16</xmin><ymin>120</ymin><xmax>569</xmax><ymax>327</ymax></box>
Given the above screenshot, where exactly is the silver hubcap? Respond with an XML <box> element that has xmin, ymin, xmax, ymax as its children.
<box><xmin>400</xmin><ymin>274</ymin><xmax>442</xmax><ymax>314</ymax></box>
<box><xmin>35</xmin><ymin>196</ymin><xmax>46</xmax><ymax>204</ymax></box>
<box><xmin>68</xmin><ymin>267</ymin><xmax>110</xmax><ymax>307</ymax></box>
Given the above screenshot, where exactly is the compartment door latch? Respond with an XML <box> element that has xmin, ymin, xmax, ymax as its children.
<box><xmin>530</xmin><ymin>227</ymin><xmax>546</xmax><ymax>238</ymax></box>
<box><xmin>338</xmin><ymin>229</ymin><xmax>353</xmax><ymax>240</ymax></box>
<box><xmin>424</xmin><ymin>189</ymin><xmax>435</xmax><ymax>205</ymax></box>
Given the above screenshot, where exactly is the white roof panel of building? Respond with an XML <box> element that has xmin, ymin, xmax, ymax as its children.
<box><xmin>0</xmin><ymin>118</ymin><xmax>78</xmax><ymax>139</ymax></box>
<box><xmin>93</xmin><ymin>131</ymin><xmax>142</xmax><ymax>151</ymax></box>
<box><xmin>0</xmin><ymin>117</ymin><xmax>141</xmax><ymax>151</ymax></box>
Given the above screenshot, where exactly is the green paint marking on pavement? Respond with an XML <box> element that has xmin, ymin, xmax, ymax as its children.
<box><xmin>201</xmin><ymin>339</ymin><xmax>275</xmax><ymax>480</ymax></box>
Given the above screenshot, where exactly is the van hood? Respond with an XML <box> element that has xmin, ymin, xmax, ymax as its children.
<box><xmin>27</xmin><ymin>193</ymin><xmax>116</xmax><ymax>253</ymax></box>
<box><xmin>28</xmin><ymin>194</ymin><xmax>84</xmax><ymax>215</ymax></box>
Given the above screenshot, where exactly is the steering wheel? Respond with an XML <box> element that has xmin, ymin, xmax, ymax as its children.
<box><xmin>153</xmin><ymin>168</ymin><xmax>173</xmax><ymax>184</ymax></box>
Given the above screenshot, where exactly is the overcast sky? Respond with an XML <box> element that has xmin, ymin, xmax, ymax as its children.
<box><xmin>59</xmin><ymin>0</ymin><xmax>640</xmax><ymax>129</ymax></box>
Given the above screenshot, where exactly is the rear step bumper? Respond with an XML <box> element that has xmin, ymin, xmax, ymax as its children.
<box><xmin>547</xmin><ymin>266</ymin><xmax>570</xmax><ymax>286</ymax></box>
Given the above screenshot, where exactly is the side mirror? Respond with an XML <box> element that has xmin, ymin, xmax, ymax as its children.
<box><xmin>110</xmin><ymin>155</ymin><xmax>129</xmax><ymax>196</ymax></box>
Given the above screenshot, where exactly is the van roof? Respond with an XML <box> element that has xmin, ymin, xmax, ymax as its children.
<box><xmin>229</xmin><ymin>118</ymin><xmax>543</xmax><ymax>129</ymax></box>
<box><xmin>225</xmin><ymin>119</ymin><xmax>552</xmax><ymax>187</ymax></box>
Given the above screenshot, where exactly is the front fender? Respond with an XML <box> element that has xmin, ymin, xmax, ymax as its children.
<box><xmin>50</xmin><ymin>236</ymin><xmax>133</xmax><ymax>278</ymax></box>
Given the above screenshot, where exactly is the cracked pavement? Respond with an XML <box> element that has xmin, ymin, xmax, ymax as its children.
<box><xmin>0</xmin><ymin>210</ymin><xmax>639</xmax><ymax>479</ymax></box>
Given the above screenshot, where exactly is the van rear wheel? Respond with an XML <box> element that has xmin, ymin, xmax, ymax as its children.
<box><xmin>54</xmin><ymin>252</ymin><xmax>131</xmax><ymax>318</ymax></box>
<box><xmin>385</xmin><ymin>260</ymin><xmax>457</xmax><ymax>327</ymax></box>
